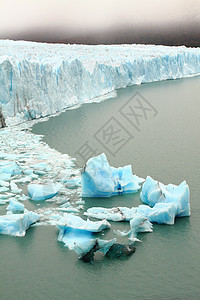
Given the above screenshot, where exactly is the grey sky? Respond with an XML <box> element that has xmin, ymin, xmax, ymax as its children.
<box><xmin>0</xmin><ymin>0</ymin><xmax>199</xmax><ymax>36</ymax></box>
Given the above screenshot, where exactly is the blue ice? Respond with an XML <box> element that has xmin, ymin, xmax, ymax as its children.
<box><xmin>28</xmin><ymin>183</ymin><xmax>62</xmax><ymax>201</ymax></box>
<box><xmin>140</xmin><ymin>176</ymin><xmax>190</xmax><ymax>217</ymax></box>
<box><xmin>0</xmin><ymin>161</ymin><xmax>22</xmax><ymax>175</ymax></box>
<box><xmin>57</xmin><ymin>214</ymin><xmax>113</xmax><ymax>257</ymax></box>
<box><xmin>7</xmin><ymin>199</ymin><xmax>25</xmax><ymax>213</ymax></box>
<box><xmin>81</xmin><ymin>153</ymin><xmax>144</xmax><ymax>197</ymax></box>
<box><xmin>0</xmin><ymin>211</ymin><xmax>40</xmax><ymax>236</ymax></box>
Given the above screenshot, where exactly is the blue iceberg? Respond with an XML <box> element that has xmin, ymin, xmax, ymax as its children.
<box><xmin>81</xmin><ymin>153</ymin><xmax>144</xmax><ymax>197</ymax></box>
<box><xmin>140</xmin><ymin>176</ymin><xmax>191</xmax><ymax>217</ymax></box>
<box><xmin>28</xmin><ymin>183</ymin><xmax>62</xmax><ymax>201</ymax></box>
<box><xmin>0</xmin><ymin>211</ymin><xmax>40</xmax><ymax>236</ymax></box>
<box><xmin>57</xmin><ymin>214</ymin><xmax>114</xmax><ymax>259</ymax></box>
<box><xmin>137</xmin><ymin>203</ymin><xmax>177</xmax><ymax>225</ymax></box>
<box><xmin>6</xmin><ymin>199</ymin><xmax>25</xmax><ymax>213</ymax></box>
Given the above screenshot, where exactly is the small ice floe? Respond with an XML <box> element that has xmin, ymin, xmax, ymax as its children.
<box><xmin>10</xmin><ymin>181</ymin><xmax>22</xmax><ymax>194</ymax></box>
<box><xmin>6</xmin><ymin>199</ymin><xmax>25</xmax><ymax>213</ymax></box>
<box><xmin>28</xmin><ymin>183</ymin><xmax>62</xmax><ymax>201</ymax></box>
<box><xmin>84</xmin><ymin>207</ymin><xmax>138</xmax><ymax>221</ymax></box>
<box><xmin>0</xmin><ymin>211</ymin><xmax>40</xmax><ymax>236</ymax></box>
<box><xmin>115</xmin><ymin>214</ymin><xmax>153</xmax><ymax>242</ymax></box>
<box><xmin>137</xmin><ymin>203</ymin><xmax>177</xmax><ymax>225</ymax></box>
<box><xmin>0</xmin><ymin>161</ymin><xmax>22</xmax><ymax>176</ymax></box>
<box><xmin>140</xmin><ymin>176</ymin><xmax>191</xmax><ymax>217</ymax></box>
<box><xmin>57</xmin><ymin>214</ymin><xmax>113</xmax><ymax>260</ymax></box>
<box><xmin>81</xmin><ymin>153</ymin><xmax>144</xmax><ymax>197</ymax></box>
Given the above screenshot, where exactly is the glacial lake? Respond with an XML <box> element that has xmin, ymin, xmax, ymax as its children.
<box><xmin>1</xmin><ymin>75</ymin><xmax>200</xmax><ymax>299</ymax></box>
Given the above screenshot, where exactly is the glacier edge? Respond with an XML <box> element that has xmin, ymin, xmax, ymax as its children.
<box><xmin>0</xmin><ymin>40</ymin><xmax>200</xmax><ymax>126</ymax></box>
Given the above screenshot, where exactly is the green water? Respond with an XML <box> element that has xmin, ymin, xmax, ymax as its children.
<box><xmin>1</xmin><ymin>76</ymin><xmax>200</xmax><ymax>299</ymax></box>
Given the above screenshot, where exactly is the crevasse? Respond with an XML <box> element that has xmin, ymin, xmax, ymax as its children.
<box><xmin>0</xmin><ymin>40</ymin><xmax>200</xmax><ymax>126</ymax></box>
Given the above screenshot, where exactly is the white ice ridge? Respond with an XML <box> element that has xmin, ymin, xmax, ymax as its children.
<box><xmin>0</xmin><ymin>40</ymin><xmax>200</xmax><ymax>126</ymax></box>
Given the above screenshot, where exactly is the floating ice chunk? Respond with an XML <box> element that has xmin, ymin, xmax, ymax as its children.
<box><xmin>57</xmin><ymin>214</ymin><xmax>113</xmax><ymax>259</ymax></box>
<box><xmin>10</xmin><ymin>181</ymin><xmax>22</xmax><ymax>194</ymax></box>
<box><xmin>6</xmin><ymin>199</ymin><xmax>24</xmax><ymax>212</ymax></box>
<box><xmin>0</xmin><ymin>211</ymin><xmax>40</xmax><ymax>236</ymax></box>
<box><xmin>81</xmin><ymin>153</ymin><xmax>142</xmax><ymax>197</ymax></box>
<box><xmin>0</xmin><ymin>200</ymin><xmax>6</xmax><ymax>205</ymax></box>
<box><xmin>57</xmin><ymin>207</ymin><xmax>79</xmax><ymax>213</ymax></box>
<box><xmin>0</xmin><ymin>186</ymin><xmax>9</xmax><ymax>192</ymax></box>
<box><xmin>61</xmin><ymin>177</ymin><xmax>81</xmax><ymax>188</ymax></box>
<box><xmin>58</xmin><ymin>214</ymin><xmax>111</xmax><ymax>232</ymax></box>
<box><xmin>84</xmin><ymin>207</ymin><xmax>137</xmax><ymax>221</ymax></box>
<box><xmin>0</xmin><ymin>180</ymin><xmax>9</xmax><ymax>187</ymax></box>
<box><xmin>140</xmin><ymin>176</ymin><xmax>191</xmax><ymax>217</ymax></box>
<box><xmin>0</xmin><ymin>174</ymin><xmax>11</xmax><ymax>181</ymax></box>
<box><xmin>116</xmin><ymin>214</ymin><xmax>153</xmax><ymax>242</ymax></box>
<box><xmin>137</xmin><ymin>203</ymin><xmax>177</xmax><ymax>225</ymax></box>
<box><xmin>0</xmin><ymin>161</ymin><xmax>22</xmax><ymax>175</ymax></box>
<box><xmin>28</xmin><ymin>183</ymin><xmax>62</xmax><ymax>201</ymax></box>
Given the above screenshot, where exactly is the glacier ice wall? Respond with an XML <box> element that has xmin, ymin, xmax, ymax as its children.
<box><xmin>0</xmin><ymin>40</ymin><xmax>200</xmax><ymax>126</ymax></box>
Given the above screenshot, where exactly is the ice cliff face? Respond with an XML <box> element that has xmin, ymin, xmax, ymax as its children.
<box><xmin>0</xmin><ymin>40</ymin><xmax>200</xmax><ymax>126</ymax></box>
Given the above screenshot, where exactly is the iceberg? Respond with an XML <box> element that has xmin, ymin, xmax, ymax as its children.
<box><xmin>0</xmin><ymin>211</ymin><xmax>40</xmax><ymax>236</ymax></box>
<box><xmin>137</xmin><ymin>203</ymin><xmax>177</xmax><ymax>225</ymax></box>
<box><xmin>6</xmin><ymin>198</ymin><xmax>25</xmax><ymax>213</ymax></box>
<box><xmin>57</xmin><ymin>214</ymin><xmax>115</xmax><ymax>260</ymax></box>
<box><xmin>140</xmin><ymin>176</ymin><xmax>191</xmax><ymax>217</ymax></box>
<box><xmin>28</xmin><ymin>183</ymin><xmax>62</xmax><ymax>201</ymax></box>
<box><xmin>81</xmin><ymin>153</ymin><xmax>143</xmax><ymax>197</ymax></box>
<box><xmin>57</xmin><ymin>214</ymin><xmax>111</xmax><ymax>233</ymax></box>
<box><xmin>0</xmin><ymin>40</ymin><xmax>200</xmax><ymax>127</ymax></box>
<box><xmin>85</xmin><ymin>203</ymin><xmax>178</xmax><ymax>225</ymax></box>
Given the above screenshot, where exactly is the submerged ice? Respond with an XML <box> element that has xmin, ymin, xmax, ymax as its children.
<box><xmin>0</xmin><ymin>40</ymin><xmax>200</xmax><ymax>126</ymax></box>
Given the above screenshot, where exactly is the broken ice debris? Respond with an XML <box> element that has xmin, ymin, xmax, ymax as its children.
<box><xmin>0</xmin><ymin>161</ymin><xmax>22</xmax><ymax>175</ymax></box>
<box><xmin>6</xmin><ymin>199</ymin><xmax>25</xmax><ymax>213</ymax></box>
<box><xmin>140</xmin><ymin>176</ymin><xmax>191</xmax><ymax>217</ymax></box>
<box><xmin>57</xmin><ymin>214</ymin><xmax>111</xmax><ymax>233</ymax></box>
<box><xmin>84</xmin><ymin>207</ymin><xmax>138</xmax><ymax>221</ymax></box>
<box><xmin>57</xmin><ymin>214</ymin><xmax>114</xmax><ymax>260</ymax></box>
<box><xmin>28</xmin><ymin>183</ymin><xmax>62</xmax><ymax>201</ymax></box>
<box><xmin>81</xmin><ymin>153</ymin><xmax>144</xmax><ymax>197</ymax></box>
<box><xmin>116</xmin><ymin>214</ymin><xmax>153</xmax><ymax>242</ymax></box>
<box><xmin>0</xmin><ymin>211</ymin><xmax>40</xmax><ymax>236</ymax></box>
<box><xmin>85</xmin><ymin>203</ymin><xmax>178</xmax><ymax>225</ymax></box>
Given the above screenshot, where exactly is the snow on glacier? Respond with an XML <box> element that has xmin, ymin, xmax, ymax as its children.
<box><xmin>0</xmin><ymin>40</ymin><xmax>200</xmax><ymax>126</ymax></box>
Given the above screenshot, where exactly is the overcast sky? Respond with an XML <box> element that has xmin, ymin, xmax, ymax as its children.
<box><xmin>0</xmin><ymin>0</ymin><xmax>199</xmax><ymax>36</ymax></box>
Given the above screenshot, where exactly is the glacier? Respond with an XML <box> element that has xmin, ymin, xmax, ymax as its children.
<box><xmin>81</xmin><ymin>153</ymin><xmax>144</xmax><ymax>197</ymax></box>
<box><xmin>0</xmin><ymin>40</ymin><xmax>200</xmax><ymax>126</ymax></box>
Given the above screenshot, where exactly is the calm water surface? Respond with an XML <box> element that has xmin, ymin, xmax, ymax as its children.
<box><xmin>1</xmin><ymin>76</ymin><xmax>200</xmax><ymax>300</ymax></box>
